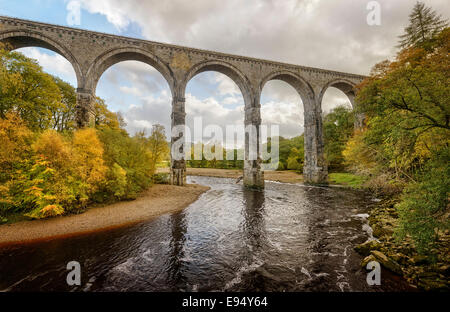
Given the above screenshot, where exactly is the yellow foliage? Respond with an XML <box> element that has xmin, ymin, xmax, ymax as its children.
<box><xmin>32</xmin><ymin>129</ymin><xmax>73</xmax><ymax>171</ymax></box>
<box><xmin>0</xmin><ymin>112</ymin><xmax>33</xmax><ymax>169</ymax></box>
<box><xmin>343</xmin><ymin>129</ymin><xmax>377</xmax><ymax>174</ymax></box>
<box><xmin>40</xmin><ymin>204</ymin><xmax>64</xmax><ymax>218</ymax></box>
<box><xmin>72</xmin><ymin>128</ymin><xmax>107</xmax><ymax>193</ymax></box>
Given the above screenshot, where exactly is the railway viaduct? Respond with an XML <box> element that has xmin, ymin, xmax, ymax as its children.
<box><xmin>0</xmin><ymin>16</ymin><xmax>366</xmax><ymax>188</ymax></box>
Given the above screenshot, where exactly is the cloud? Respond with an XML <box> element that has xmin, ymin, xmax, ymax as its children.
<box><xmin>77</xmin><ymin>0</ymin><xmax>131</xmax><ymax>30</ymax></box>
<box><xmin>214</xmin><ymin>73</ymin><xmax>241</xmax><ymax>96</ymax></box>
<box><xmin>120</xmin><ymin>90</ymin><xmax>172</xmax><ymax>135</ymax></box>
<box><xmin>17</xmin><ymin>47</ymin><xmax>77</xmax><ymax>84</ymax></box>
<box><xmin>119</xmin><ymin>86</ymin><xmax>142</xmax><ymax>96</ymax></box>
<box><xmin>76</xmin><ymin>0</ymin><xmax>449</xmax><ymax>75</ymax></box>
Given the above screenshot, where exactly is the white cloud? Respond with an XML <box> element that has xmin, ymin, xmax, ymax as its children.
<box><xmin>17</xmin><ymin>47</ymin><xmax>76</xmax><ymax>84</ymax></box>
<box><xmin>78</xmin><ymin>0</ymin><xmax>131</xmax><ymax>30</ymax></box>
<box><xmin>321</xmin><ymin>87</ymin><xmax>352</xmax><ymax>114</ymax></box>
<box><xmin>222</xmin><ymin>96</ymin><xmax>239</xmax><ymax>106</ymax></box>
<box><xmin>214</xmin><ymin>72</ymin><xmax>241</xmax><ymax>96</ymax></box>
<box><xmin>119</xmin><ymin>86</ymin><xmax>142</xmax><ymax>97</ymax></box>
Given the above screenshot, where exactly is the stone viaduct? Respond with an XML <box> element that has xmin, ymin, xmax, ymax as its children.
<box><xmin>0</xmin><ymin>16</ymin><xmax>366</xmax><ymax>188</ymax></box>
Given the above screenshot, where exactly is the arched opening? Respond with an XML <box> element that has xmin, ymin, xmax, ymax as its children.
<box><xmin>260</xmin><ymin>77</ymin><xmax>305</xmax><ymax>172</ymax></box>
<box><xmin>87</xmin><ymin>48</ymin><xmax>175</xmax><ymax>96</ymax></box>
<box><xmin>320</xmin><ymin>80</ymin><xmax>356</xmax><ymax>172</ymax></box>
<box><xmin>0</xmin><ymin>36</ymin><xmax>79</xmax><ymax>131</ymax></box>
<box><xmin>0</xmin><ymin>32</ymin><xmax>82</xmax><ymax>87</ymax></box>
<box><xmin>95</xmin><ymin>60</ymin><xmax>172</xmax><ymax>136</ymax></box>
<box><xmin>13</xmin><ymin>47</ymin><xmax>78</xmax><ymax>87</ymax></box>
<box><xmin>184</xmin><ymin>68</ymin><xmax>247</xmax><ymax>171</ymax></box>
<box><xmin>320</xmin><ymin>80</ymin><xmax>355</xmax><ymax>113</ymax></box>
<box><xmin>94</xmin><ymin>59</ymin><xmax>173</xmax><ymax>180</ymax></box>
<box><xmin>321</xmin><ymin>86</ymin><xmax>353</xmax><ymax>114</ymax></box>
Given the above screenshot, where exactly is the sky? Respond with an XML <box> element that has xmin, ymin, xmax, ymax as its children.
<box><xmin>1</xmin><ymin>0</ymin><xmax>449</xmax><ymax>141</ymax></box>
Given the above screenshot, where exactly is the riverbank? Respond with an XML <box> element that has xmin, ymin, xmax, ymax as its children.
<box><xmin>355</xmin><ymin>196</ymin><xmax>450</xmax><ymax>291</ymax></box>
<box><xmin>0</xmin><ymin>183</ymin><xmax>209</xmax><ymax>247</ymax></box>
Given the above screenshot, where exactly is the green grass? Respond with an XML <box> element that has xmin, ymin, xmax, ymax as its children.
<box><xmin>329</xmin><ymin>172</ymin><xmax>368</xmax><ymax>189</ymax></box>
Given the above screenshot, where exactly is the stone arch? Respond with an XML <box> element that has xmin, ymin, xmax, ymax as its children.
<box><xmin>318</xmin><ymin>78</ymin><xmax>357</xmax><ymax>109</ymax></box>
<box><xmin>86</xmin><ymin>47</ymin><xmax>175</xmax><ymax>95</ymax></box>
<box><xmin>260</xmin><ymin>70</ymin><xmax>315</xmax><ymax>111</ymax></box>
<box><xmin>260</xmin><ymin>70</ymin><xmax>326</xmax><ymax>184</ymax></box>
<box><xmin>180</xmin><ymin>60</ymin><xmax>253</xmax><ymax>107</ymax></box>
<box><xmin>0</xmin><ymin>30</ymin><xmax>83</xmax><ymax>88</ymax></box>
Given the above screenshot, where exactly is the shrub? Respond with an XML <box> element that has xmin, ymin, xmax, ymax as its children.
<box><xmin>72</xmin><ymin>128</ymin><xmax>107</xmax><ymax>195</ymax></box>
<box><xmin>98</xmin><ymin>128</ymin><xmax>153</xmax><ymax>200</ymax></box>
<box><xmin>105</xmin><ymin>163</ymin><xmax>127</xmax><ymax>199</ymax></box>
<box><xmin>395</xmin><ymin>148</ymin><xmax>450</xmax><ymax>254</ymax></box>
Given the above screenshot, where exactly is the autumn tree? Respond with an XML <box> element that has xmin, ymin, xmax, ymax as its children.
<box><xmin>352</xmin><ymin>16</ymin><xmax>449</xmax><ymax>253</ymax></box>
<box><xmin>92</xmin><ymin>97</ymin><xmax>125</xmax><ymax>130</ymax></box>
<box><xmin>146</xmin><ymin>124</ymin><xmax>169</xmax><ymax>175</ymax></box>
<box><xmin>0</xmin><ymin>49</ymin><xmax>62</xmax><ymax>130</ymax></box>
<box><xmin>51</xmin><ymin>77</ymin><xmax>77</xmax><ymax>131</ymax></box>
<box><xmin>72</xmin><ymin>128</ymin><xmax>107</xmax><ymax>197</ymax></box>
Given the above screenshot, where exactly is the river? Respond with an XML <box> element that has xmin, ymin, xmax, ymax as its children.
<box><xmin>0</xmin><ymin>176</ymin><xmax>412</xmax><ymax>291</ymax></box>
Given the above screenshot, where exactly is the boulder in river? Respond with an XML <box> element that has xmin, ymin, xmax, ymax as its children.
<box><xmin>354</xmin><ymin>240</ymin><xmax>381</xmax><ymax>256</ymax></box>
<box><xmin>370</xmin><ymin>250</ymin><xmax>403</xmax><ymax>275</ymax></box>
<box><xmin>361</xmin><ymin>255</ymin><xmax>377</xmax><ymax>268</ymax></box>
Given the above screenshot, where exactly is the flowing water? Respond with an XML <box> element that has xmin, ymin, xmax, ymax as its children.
<box><xmin>0</xmin><ymin>176</ymin><xmax>412</xmax><ymax>292</ymax></box>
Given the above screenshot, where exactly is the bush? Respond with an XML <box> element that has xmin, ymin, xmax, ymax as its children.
<box><xmin>22</xmin><ymin>130</ymin><xmax>79</xmax><ymax>218</ymax></box>
<box><xmin>104</xmin><ymin>163</ymin><xmax>127</xmax><ymax>199</ymax></box>
<box><xmin>98</xmin><ymin>128</ymin><xmax>153</xmax><ymax>200</ymax></box>
<box><xmin>72</xmin><ymin>128</ymin><xmax>107</xmax><ymax>195</ymax></box>
<box><xmin>395</xmin><ymin>148</ymin><xmax>450</xmax><ymax>254</ymax></box>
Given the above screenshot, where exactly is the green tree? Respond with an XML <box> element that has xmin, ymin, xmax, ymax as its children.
<box><xmin>323</xmin><ymin>105</ymin><xmax>355</xmax><ymax>170</ymax></box>
<box><xmin>51</xmin><ymin>77</ymin><xmax>77</xmax><ymax>131</ymax></box>
<box><xmin>398</xmin><ymin>1</ymin><xmax>448</xmax><ymax>49</ymax></box>
<box><xmin>353</xmin><ymin>22</ymin><xmax>449</xmax><ymax>255</ymax></box>
<box><xmin>0</xmin><ymin>49</ymin><xmax>62</xmax><ymax>130</ymax></box>
<box><xmin>93</xmin><ymin>97</ymin><xmax>124</xmax><ymax>130</ymax></box>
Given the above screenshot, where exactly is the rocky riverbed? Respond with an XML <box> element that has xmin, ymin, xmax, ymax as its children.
<box><xmin>354</xmin><ymin>197</ymin><xmax>450</xmax><ymax>291</ymax></box>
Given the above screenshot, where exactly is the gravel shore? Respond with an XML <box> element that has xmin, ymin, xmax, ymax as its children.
<box><xmin>0</xmin><ymin>184</ymin><xmax>209</xmax><ymax>247</ymax></box>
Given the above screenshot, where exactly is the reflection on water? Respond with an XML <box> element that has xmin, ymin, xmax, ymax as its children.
<box><xmin>0</xmin><ymin>176</ymin><xmax>412</xmax><ymax>291</ymax></box>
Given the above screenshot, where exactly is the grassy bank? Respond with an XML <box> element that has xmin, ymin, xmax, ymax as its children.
<box><xmin>328</xmin><ymin>172</ymin><xmax>368</xmax><ymax>188</ymax></box>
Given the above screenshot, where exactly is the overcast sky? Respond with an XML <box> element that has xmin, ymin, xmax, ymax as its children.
<box><xmin>1</xmin><ymin>0</ymin><xmax>448</xmax><ymax>141</ymax></box>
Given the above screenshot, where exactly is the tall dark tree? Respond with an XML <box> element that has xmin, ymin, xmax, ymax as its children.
<box><xmin>398</xmin><ymin>1</ymin><xmax>448</xmax><ymax>49</ymax></box>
